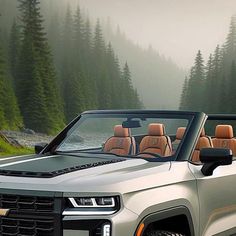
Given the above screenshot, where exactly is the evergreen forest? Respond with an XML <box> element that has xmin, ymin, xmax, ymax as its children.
<box><xmin>0</xmin><ymin>0</ymin><xmax>142</xmax><ymax>134</ymax></box>
<box><xmin>180</xmin><ymin>16</ymin><xmax>236</xmax><ymax>114</ymax></box>
<box><xmin>2</xmin><ymin>0</ymin><xmax>234</xmax><ymax>136</ymax></box>
<box><xmin>103</xmin><ymin>23</ymin><xmax>185</xmax><ymax>110</ymax></box>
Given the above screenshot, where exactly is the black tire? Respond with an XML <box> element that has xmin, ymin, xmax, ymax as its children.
<box><xmin>145</xmin><ymin>230</ymin><xmax>185</xmax><ymax>236</ymax></box>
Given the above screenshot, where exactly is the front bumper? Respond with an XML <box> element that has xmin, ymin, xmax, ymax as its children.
<box><xmin>0</xmin><ymin>192</ymin><xmax>139</xmax><ymax>236</ymax></box>
<box><xmin>63</xmin><ymin>207</ymin><xmax>139</xmax><ymax>236</ymax></box>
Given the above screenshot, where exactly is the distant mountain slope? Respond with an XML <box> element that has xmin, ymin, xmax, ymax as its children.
<box><xmin>103</xmin><ymin>25</ymin><xmax>185</xmax><ymax>109</ymax></box>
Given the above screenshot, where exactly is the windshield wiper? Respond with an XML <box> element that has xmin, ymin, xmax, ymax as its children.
<box><xmin>55</xmin><ymin>150</ymin><xmax>141</xmax><ymax>159</ymax></box>
<box><xmin>54</xmin><ymin>150</ymin><xmax>175</xmax><ymax>162</ymax></box>
<box><xmin>55</xmin><ymin>150</ymin><xmax>123</xmax><ymax>157</ymax></box>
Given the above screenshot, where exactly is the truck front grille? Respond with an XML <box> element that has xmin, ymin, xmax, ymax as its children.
<box><xmin>0</xmin><ymin>216</ymin><xmax>55</xmax><ymax>236</ymax></box>
<box><xmin>0</xmin><ymin>194</ymin><xmax>62</xmax><ymax>236</ymax></box>
<box><xmin>0</xmin><ymin>195</ymin><xmax>54</xmax><ymax>213</ymax></box>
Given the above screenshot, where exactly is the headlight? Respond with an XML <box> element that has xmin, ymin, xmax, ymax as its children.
<box><xmin>62</xmin><ymin>196</ymin><xmax>120</xmax><ymax>216</ymax></box>
<box><xmin>69</xmin><ymin>197</ymin><xmax>115</xmax><ymax>207</ymax></box>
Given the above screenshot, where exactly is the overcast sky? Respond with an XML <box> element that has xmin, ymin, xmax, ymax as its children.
<box><xmin>76</xmin><ymin>0</ymin><xmax>236</xmax><ymax>69</ymax></box>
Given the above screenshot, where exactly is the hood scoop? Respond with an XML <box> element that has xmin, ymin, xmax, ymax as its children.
<box><xmin>0</xmin><ymin>155</ymin><xmax>126</xmax><ymax>178</ymax></box>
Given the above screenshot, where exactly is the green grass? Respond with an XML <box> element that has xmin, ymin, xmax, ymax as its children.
<box><xmin>0</xmin><ymin>138</ymin><xmax>34</xmax><ymax>157</ymax></box>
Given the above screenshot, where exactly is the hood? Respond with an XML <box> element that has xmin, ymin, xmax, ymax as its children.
<box><xmin>0</xmin><ymin>153</ymin><xmax>171</xmax><ymax>195</ymax></box>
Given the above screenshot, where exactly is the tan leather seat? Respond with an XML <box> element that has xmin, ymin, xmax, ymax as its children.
<box><xmin>139</xmin><ymin>123</ymin><xmax>172</xmax><ymax>157</ymax></box>
<box><xmin>212</xmin><ymin>125</ymin><xmax>236</xmax><ymax>156</ymax></box>
<box><xmin>103</xmin><ymin>125</ymin><xmax>136</xmax><ymax>155</ymax></box>
<box><xmin>192</xmin><ymin>129</ymin><xmax>213</xmax><ymax>162</ymax></box>
<box><xmin>172</xmin><ymin>127</ymin><xmax>186</xmax><ymax>151</ymax></box>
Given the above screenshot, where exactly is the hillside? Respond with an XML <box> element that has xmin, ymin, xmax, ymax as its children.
<box><xmin>103</xmin><ymin>24</ymin><xmax>185</xmax><ymax>109</ymax></box>
<box><xmin>180</xmin><ymin>16</ymin><xmax>236</xmax><ymax>114</ymax></box>
<box><xmin>0</xmin><ymin>0</ymin><xmax>142</xmax><ymax>135</ymax></box>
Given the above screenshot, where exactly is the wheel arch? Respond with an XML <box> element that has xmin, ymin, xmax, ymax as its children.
<box><xmin>134</xmin><ymin>206</ymin><xmax>195</xmax><ymax>236</ymax></box>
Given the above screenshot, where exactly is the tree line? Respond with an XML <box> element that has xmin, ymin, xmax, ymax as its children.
<box><xmin>180</xmin><ymin>16</ymin><xmax>236</xmax><ymax>114</ymax></box>
<box><xmin>103</xmin><ymin>22</ymin><xmax>185</xmax><ymax>110</ymax></box>
<box><xmin>0</xmin><ymin>0</ymin><xmax>142</xmax><ymax>134</ymax></box>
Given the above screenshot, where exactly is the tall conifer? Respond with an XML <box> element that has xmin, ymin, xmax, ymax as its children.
<box><xmin>179</xmin><ymin>77</ymin><xmax>189</xmax><ymax>110</ymax></box>
<box><xmin>0</xmin><ymin>42</ymin><xmax>22</xmax><ymax>129</ymax></box>
<box><xmin>184</xmin><ymin>50</ymin><xmax>205</xmax><ymax>111</ymax></box>
<box><xmin>204</xmin><ymin>54</ymin><xmax>213</xmax><ymax>112</ymax></box>
<box><xmin>224</xmin><ymin>16</ymin><xmax>236</xmax><ymax>67</ymax></box>
<box><xmin>229</xmin><ymin>61</ymin><xmax>236</xmax><ymax>113</ymax></box>
<box><xmin>92</xmin><ymin>19</ymin><xmax>110</xmax><ymax>109</ymax></box>
<box><xmin>17</xmin><ymin>0</ymin><xmax>64</xmax><ymax>134</ymax></box>
<box><xmin>9</xmin><ymin>19</ymin><xmax>20</xmax><ymax>86</ymax></box>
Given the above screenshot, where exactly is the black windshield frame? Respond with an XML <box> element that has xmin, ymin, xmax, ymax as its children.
<box><xmin>42</xmin><ymin>110</ymin><xmax>206</xmax><ymax>161</ymax></box>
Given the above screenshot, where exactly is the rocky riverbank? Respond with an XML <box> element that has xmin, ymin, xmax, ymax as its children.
<box><xmin>1</xmin><ymin>130</ymin><xmax>53</xmax><ymax>148</ymax></box>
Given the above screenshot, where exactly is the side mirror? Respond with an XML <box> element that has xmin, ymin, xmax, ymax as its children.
<box><xmin>35</xmin><ymin>143</ymin><xmax>48</xmax><ymax>154</ymax></box>
<box><xmin>200</xmin><ymin>148</ymin><xmax>233</xmax><ymax>176</ymax></box>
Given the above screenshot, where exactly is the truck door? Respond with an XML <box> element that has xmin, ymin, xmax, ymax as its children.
<box><xmin>189</xmin><ymin>160</ymin><xmax>236</xmax><ymax>236</ymax></box>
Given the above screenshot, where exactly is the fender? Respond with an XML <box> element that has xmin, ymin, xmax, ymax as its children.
<box><xmin>134</xmin><ymin>206</ymin><xmax>195</xmax><ymax>236</ymax></box>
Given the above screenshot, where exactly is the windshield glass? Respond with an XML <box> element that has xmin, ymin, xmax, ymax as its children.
<box><xmin>56</xmin><ymin>113</ymin><xmax>191</xmax><ymax>159</ymax></box>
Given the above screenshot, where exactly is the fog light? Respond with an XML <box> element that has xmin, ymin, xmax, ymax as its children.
<box><xmin>102</xmin><ymin>223</ymin><xmax>111</xmax><ymax>236</ymax></box>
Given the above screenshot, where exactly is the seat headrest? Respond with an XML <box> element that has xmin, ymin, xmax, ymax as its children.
<box><xmin>148</xmin><ymin>123</ymin><xmax>165</xmax><ymax>136</ymax></box>
<box><xmin>215</xmin><ymin>125</ymin><xmax>234</xmax><ymax>139</ymax></box>
<box><xmin>195</xmin><ymin>136</ymin><xmax>212</xmax><ymax>150</ymax></box>
<box><xmin>176</xmin><ymin>127</ymin><xmax>186</xmax><ymax>140</ymax></box>
<box><xmin>200</xmin><ymin>128</ymin><xmax>205</xmax><ymax>137</ymax></box>
<box><xmin>114</xmin><ymin>125</ymin><xmax>130</xmax><ymax>137</ymax></box>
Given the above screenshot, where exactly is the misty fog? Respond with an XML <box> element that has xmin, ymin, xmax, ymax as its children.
<box><xmin>41</xmin><ymin>0</ymin><xmax>236</xmax><ymax>108</ymax></box>
<box><xmin>1</xmin><ymin>0</ymin><xmax>236</xmax><ymax>116</ymax></box>
<box><xmin>77</xmin><ymin>0</ymin><xmax>236</xmax><ymax>68</ymax></box>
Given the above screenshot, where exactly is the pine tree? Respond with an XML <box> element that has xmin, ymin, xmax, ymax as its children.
<box><xmin>106</xmin><ymin>42</ymin><xmax>122</xmax><ymax>108</ymax></box>
<box><xmin>92</xmin><ymin>19</ymin><xmax>110</xmax><ymax>109</ymax></box>
<box><xmin>224</xmin><ymin>16</ymin><xmax>236</xmax><ymax>67</ymax></box>
<box><xmin>133</xmin><ymin>88</ymin><xmax>143</xmax><ymax>108</ymax></box>
<box><xmin>83</xmin><ymin>17</ymin><xmax>98</xmax><ymax>109</ymax></box>
<box><xmin>59</xmin><ymin>5</ymin><xmax>85</xmax><ymax>121</ymax></box>
<box><xmin>212</xmin><ymin>46</ymin><xmax>224</xmax><ymax>112</ymax></box>
<box><xmin>40</xmin><ymin>44</ymin><xmax>65</xmax><ymax>133</ymax></box>
<box><xmin>122</xmin><ymin>62</ymin><xmax>140</xmax><ymax>108</ymax></box>
<box><xmin>17</xmin><ymin>0</ymin><xmax>64</xmax><ymax>134</ymax></box>
<box><xmin>93</xmin><ymin>19</ymin><xmax>106</xmax><ymax>59</ymax></box>
<box><xmin>179</xmin><ymin>77</ymin><xmax>189</xmax><ymax>110</ymax></box>
<box><xmin>60</xmin><ymin>4</ymin><xmax>73</xmax><ymax>86</ymax></box>
<box><xmin>73</xmin><ymin>6</ymin><xmax>91</xmax><ymax>111</ymax></box>
<box><xmin>229</xmin><ymin>61</ymin><xmax>236</xmax><ymax>113</ymax></box>
<box><xmin>218</xmin><ymin>76</ymin><xmax>228</xmax><ymax>113</ymax></box>
<box><xmin>9</xmin><ymin>19</ymin><xmax>20</xmax><ymax>86</ymax></box>
<box><xmin>0</xmin><ymin>46</ymin><xmax>7</xmax><ymax>129</ymax></box>
<box><xmin>23</xmin><ymin>65</ymin><xmax>47</xmax><ymax>132</ymax></box>
<box><xmin>65</xmin><ymin>73</ymin><xmax>87</xmax><ymax>122</ymax></box>
<box><xmin>185</xmin><ymin>50</ymin><xmax>205</xmax><ymax>111</ymax></box>
<box><xmin>0</xmin><ymin>42</ymin><xmax>22</xmax><ymax>129</ymax></box>
<box><xmin>48</xmin><ymin>12</ymin><xmax>61</xmax><ymax>70</ymax></box>
<box><xmin>84</xmin><ymin>17</ymin><xmax>92</xmax><ymax>54</ymax></box>
<box><xmin>74</xmin><ymin>5</ymin><xmax>83</xmax><ymax>57</ymax></box>
<box><xmin>204</xmin><ymin>54</ymin><xmax>213</xmax><ymax>112</ymax></box>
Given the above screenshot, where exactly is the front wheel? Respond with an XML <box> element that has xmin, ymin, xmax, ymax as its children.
<box><xmin>145</xmin><ymin>230</ymin><xmax>185</xmax><ymax>236</ymax></box>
